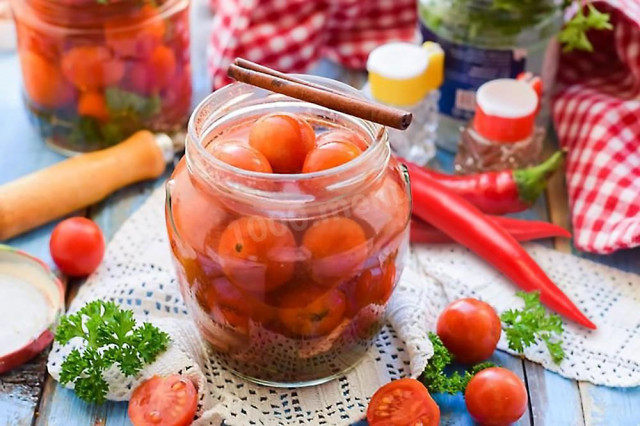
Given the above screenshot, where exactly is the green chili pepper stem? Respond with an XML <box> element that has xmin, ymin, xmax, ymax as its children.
<box><xmin>514</xmin><ymin>150</ymin><xmax>566</xmax><ymax>205</ymax></box>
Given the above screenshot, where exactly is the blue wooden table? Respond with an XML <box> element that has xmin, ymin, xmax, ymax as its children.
<box><xmin>1</xmin><ymin>4</ymin><xmax>640</xmax><ymax>425</ymax></box>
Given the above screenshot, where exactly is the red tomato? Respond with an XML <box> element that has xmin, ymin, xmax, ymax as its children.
<box><xmin>105</xmin><ymin>4</ymin><xmax>166</xmax><ymax>59</ymax></box>
<box><xmin>277</xmin><ymin>287</ymin><xmax>346</xmax><ymax>337</ymax></box>
<box><xmin>159</xmin><ymin>67</ymin><xmax>192</xmax><ymax>124</ymax></box>
<box><xmin>217</xmin><ymin>217</ymin><xmax>296</xmax><ymax>293</ymax></box>
<box><xmin>19</xmin><ymin>50</ymin><xmax>75</xmax><ymax>109</ymax></box>
<box><xmin>148</xmin><ymin>44</ymin><xmax>177</xmax><ymax>90</ymax></box>
<box><xmin>77</xmin><ymin>91</ymin><xmax>109</xmax><ymax>122</ymax></box>
<box><xmin>207</xmin><ymin>140</ymin><xmax>273</xmax><ymax>173</ymax></box>
<box><xmin>367</xmin><ymin>378</ymin><xmax>440</xmax><ymax>426</ymax></box>
<box><xmin>352</xmin><ymin>174</ymin><xmax>410</xmax><ymax>250</ymax></box>
<box><xmin>355</xmin><ymin>254</ymin><xmax>396</xmax><ymax>309</ymax></box>
<box><xmin>61</xmin><ymin>45</ymin><xmax>125</xmax><ymax>90</ymax></box>
<box><xmin>436</xmin><ymin>298</ymin><xmax>501</xmax><ymax>364</ymax></box>
<box><xmin>302</xmin><ymin>217</ymin><xmax>368</xmax><ymax>284</ymax></box>
<box><xmin>465</xmin><ymin>367</ymin><xmax>528</xmax><ymax>425</ymax></box>
<box><xmin>317</xmin><ymin>129</ymin><xmax>368</xmax><ymax>151</ymax></box>
<box><xmin>128</xmin><ymin>375</ymin><xmax>198</xmax><ymax>426</ymax></box>
<box><xmin>50</xmin><ymin>217</ymin><xmax>105</xmax><ymax>277</ymax></box>
<box><xmin>169</xmin><ymin>159</ymin><xmax>228</xmax><ymax>254</ymax></box>
<box><xmin>302</xmin><ymin>141</ymin><xmax>362</xmax><ymax>173</ymax></box>
<box><xmin>249</xmin><ymin>113</ymin><xmax>316</xmax><ymax>173</ymax></box>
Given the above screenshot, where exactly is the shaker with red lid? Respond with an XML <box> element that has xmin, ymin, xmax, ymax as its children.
<box><xmin>454</xmin><ymin>74</ymin><xmax>544</xmax><ymax>173</ymax></box>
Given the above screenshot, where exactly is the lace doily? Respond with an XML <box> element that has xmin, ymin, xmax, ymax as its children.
<box><xmin>47</xmin><ymin>186</ymin><xmax>640</xmax><ymax>425</ymax></box>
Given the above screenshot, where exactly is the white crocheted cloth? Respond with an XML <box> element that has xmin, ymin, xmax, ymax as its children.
<box><xmin>47</xmin><ymin>187</ymin><xmax>640</xmax><ymax>425</ymax></box>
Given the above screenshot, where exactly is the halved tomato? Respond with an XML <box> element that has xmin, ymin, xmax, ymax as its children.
<box><xmin>367</xmin><ymin>378</ymin><xmax>440</xmax><ymax>426</ymax></box>
<box><xmin>128</xmin><ymin>375</ymin><xmax>198</xmax><ymax>426</ymax></box>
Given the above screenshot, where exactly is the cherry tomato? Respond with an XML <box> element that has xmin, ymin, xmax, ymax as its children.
<box><xmin>50</xmin><ymin>217</ymin><xmax>105</xmax><ymax>277</ymax></box>
<box><xmin>277</xmin><ymin>287</ymin><xmax>346</xmax><ymax>337</ymax></box>
<box><xmin>317</xmin><ymin>129</ymin><xmax>368</xmax><ymax>151</ymax></box>
<box><xmin>465</xmin><ymin>367</ymin><xmax>528</xmax><ymax>425</ymax></box>
<box><xmin>367</xmin><ymin>378</ymin><xmax>440</xmax><ymax>426</ymax></box>
<box><xmin>302</xmin><ymin>217</ymin><xmax>368</xmax><ymax>284</ymax></box>
<box><xmin>19</xmin><ymin>50</ymin><xmax>75</xmax><ymax>108</ymax></box>
<box><xmin>128</xmin><ymin>375</ymin><xmax>198</xmax><ymax>426</ymax></box>
<box><xmin>61</xmin><ymin>45</ymin><xmax>125</xmax><ymax>90</ymax></box>
<box><xmin>436</xmin><ymin>298</ymin><xmax>501</xmax><ymax>364</ymax></box>
<box><xmin>207</xmin><ymin>140</ymin><xmax>273</xmax><ymax>173</ymax></box>
<box><xmin>169</xmin><ymin>159</ymin><xmax>228</xmax><ymax>254</ymax></box>
<box><xmin>16</xmin><ymin>23</ymin><xmax>64</xmax><ymax>63</ymax></box>
<box><xmin>160</xmin><ymin>68</ymin><xmax>192</xmax><ymax>124</ymax></box>
<box><xmin>249</xmin><ymin>113</ymin><xmax>316</xmax><ymax>173</ymax></box>
<box><xmin>352</xmin><ymin>174</ymin><xmax>410</xmax><ymax>251</ymax></box>
<box><xmin>148</xmin><ymin>44</ymin><xmax>177</xmax><ymax>90</ymax></box>
<box><xmin>105</xmin><ymin>4</ymin><xmax>166</xmax><ymax>59</ymax></box>
<box><xmin>77</xmin><ymin>91</ymin><xmax>109</xmax><ymax>122</ymax></box>
<box><xmin>355</xmin><ymin>254</ymin><xmax>396</xmax><ymax>308</ymax></box>
<box><xmin>197</xmin><ymin>277</ymin><xmax>251</xmax><ymax>332</ymax></box>
<box><xmin>302</xmin><ymin>141</ymin><xmax>362</xmax><ymax>173</ymax></box>
<box><xmin>218</xmin><ymin>217</ymin><xmax>296</xmax><ymax>293</ymax></box>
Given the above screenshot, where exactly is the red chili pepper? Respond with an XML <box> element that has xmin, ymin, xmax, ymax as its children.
<box><xmin>406</xmin><ymin>161</ymin><xmax>596</xmax><ymax>329</ymax></box>
<box><xmin>411</xmin><ymin>216</ymin><xmax>571</xmax><ymax>244</ymax></box>
<box><xmin>414</xmin><ymin>151</ymin><xmax>564</xmax><ymax>215</ymax></box>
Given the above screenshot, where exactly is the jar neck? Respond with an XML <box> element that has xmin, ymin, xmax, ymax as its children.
<box><xmin>185</xmin><ymin>80</ymin><xmax>391</xmax><ymax>218</ymax></box>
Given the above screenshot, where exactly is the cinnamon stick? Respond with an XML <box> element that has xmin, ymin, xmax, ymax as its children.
<box><xmin>227</xmin><ymin>62</ymin><xmax>412</xmax><ymax>130</ymax></box>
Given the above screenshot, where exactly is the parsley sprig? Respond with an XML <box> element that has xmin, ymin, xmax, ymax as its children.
<box><xmin>559</xmin><ymin>3</ymin><xmax>613</xmax><ymax>52</ymax></box>
<box><xmin>421</xmin><ymin>333</ymin><xmax>494</xmax><ymax>394</ymax></box>
<box><xmin>501</xmin><ymin>291</ymin><xmax>565</xmax><ymax>364</ymax></box>
<box><xmin>55</xmin><ymin>301</ymin><xmax>170</xmax><ymax>404</ymax></box>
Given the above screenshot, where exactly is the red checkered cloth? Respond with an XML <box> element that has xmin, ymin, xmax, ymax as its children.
<box><xmin>553</xmin><ymin>0</ymin><xmax>640</xmax><ymax>254</ymax></box>
<box><xmin>207</xmin><ymin>0</ymin><xmax>417</xmax><ymax>89</ymax></box>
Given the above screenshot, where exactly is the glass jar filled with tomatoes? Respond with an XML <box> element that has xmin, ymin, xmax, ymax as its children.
<box><xmin>11</xmin><ymin>0</ymin><xmax>191</xmax><ymax>154</ymax></box>
<box><xmin>166</xmin><ymin>76</ymin><xmax>411</xmax><ymax>386</ymax></box>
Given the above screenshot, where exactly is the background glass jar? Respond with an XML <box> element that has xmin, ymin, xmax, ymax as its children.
<box><xmin>11</xmin><ymin>0</ymin><xmax>191</xmax><ymax>155</ymax></box>
<box><xmin>418</xmin><ymin>0</ymin><xmax>562</xmax><ymax>152</ymax></box>
<box><xmin>165</xmin><ymin>77</ymin><xmax>411</xmax><ymax>387</ymax></box>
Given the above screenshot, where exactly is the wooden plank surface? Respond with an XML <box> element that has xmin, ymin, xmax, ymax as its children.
<box><xmin>0</xmin><ymin>51</ymin><xmax>73</xmax><ymax>426</ymax></box>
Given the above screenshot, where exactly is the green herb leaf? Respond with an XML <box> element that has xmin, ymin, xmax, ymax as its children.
<box><xmin>55</xmin><ymin>301</ymin><xmax>170</xmax><ymax>404</ymax></box>
<box><xmin>421</xmin><ymin>333</ymin><xmax>495</xmax><ymax>395</ymax></box>
<box><xmin>105</xmin><ymin>87</ymin><xmax>161</xmax><ymax>120</ymax></box>
<box><xmin>500</xmin><ymin>291</ymin><xmax>565</xmax><ymax>364</ymax></box>
<box><xmin>559</xmin><ymin>4</ymin><xmax>613</xmax><ymax>52</ymax></box>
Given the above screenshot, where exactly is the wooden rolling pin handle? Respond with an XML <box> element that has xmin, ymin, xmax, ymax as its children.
<box><xmin>0</xmin><ymin>130</ymin><xmax>169</xmax><ymax>241</ymax></box>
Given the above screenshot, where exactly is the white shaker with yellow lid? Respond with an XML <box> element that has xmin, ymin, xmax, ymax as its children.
<box><xmin>364</xmin><ymin>41</ymin><xmax>444</xmax><ymax>165</ymax></box>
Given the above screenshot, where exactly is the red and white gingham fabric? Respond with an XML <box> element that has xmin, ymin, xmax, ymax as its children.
<box><xmin>207</xmin><ymin>0</ymin><xmax>417</xmax><ymax>89</ymax></box>
<box><xmin>553</xmin><ymin>0</ymin><xmax>640</xmax><ymax>254</ymax></box>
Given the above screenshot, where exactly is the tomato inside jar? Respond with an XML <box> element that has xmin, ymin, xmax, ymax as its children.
<box><xmin>165</xmin><ymin>77</ymin><xmax>411</xmax><ymax>386</ymax></box>
<box><xmin>11</xmin><ymin>0</ymin><xmax>191</xmax><ymax>155</ymax></box>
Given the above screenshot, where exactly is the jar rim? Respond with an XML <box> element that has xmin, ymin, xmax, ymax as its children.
<box><xmin>186</xmin><ymin>76</ymin><xmax>388</xmax><ymax>183</ymax></box>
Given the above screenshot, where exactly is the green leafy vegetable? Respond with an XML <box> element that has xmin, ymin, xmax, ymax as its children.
<box><xmin>419</xmin><ymin>0</ymin><xmax>611</xmax><ymax>52</ymax></box>
<box><xmin>421</xmin><ymin>332</ymin><xmax>495</xmax><ymax>394</ymax></box>
<box><xmin>55</xmin><ymin>300</ymin><xmax>170</xmax><ymax>404</ymax></box>
<box><xmin>67</xmin><ymin>87</ymin><xmax>161</xmax><ymax>150</ymax></box>
<box><xmin>104</xmin><ymin>87</ymin><xmax>161</xmax><ymax>120</ymax></box>
<box><xmin>501</xmin><ymin>291</ymin><xmax>565</xmax><ymax>364</ymax></box>
<box><xmin>559</xmin><ymin>4</ymin><xmax>613</xmax><ymax>52</ymax></box>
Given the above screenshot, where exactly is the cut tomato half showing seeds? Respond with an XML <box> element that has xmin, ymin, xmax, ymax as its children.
<box><xmin>128</xmin><ymin>375</ymin><xmax>198</xmax><ymax>426</ymax></box>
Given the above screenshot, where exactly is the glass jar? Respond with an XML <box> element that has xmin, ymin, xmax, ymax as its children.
<box><xmin>11</xmin><ymin>0</ymin><xmax>191</xmax><ymax>155</ymax></box>
<box><xmin>165</xmin><ymin>76</ymin><xmax>411</xmax><ymax>387</ymax></box>
<box><xmin>418</xmin><ymin>0</ymin><xmax>562</xmax><ymax>152</ymax></box>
